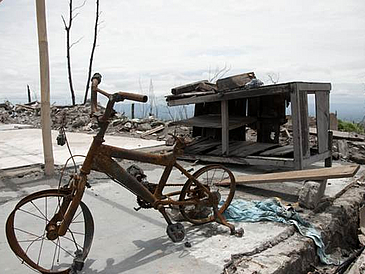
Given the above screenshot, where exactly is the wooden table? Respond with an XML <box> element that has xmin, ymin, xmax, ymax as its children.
<box><xmin>166</xmin><ymin>82</ymin><xmax>332</xmax><ymax>170</ymax></box>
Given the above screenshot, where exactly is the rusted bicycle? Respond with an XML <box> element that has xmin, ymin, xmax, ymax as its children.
<box><xmin>6</xmin><ymin>73</ymin><xmax>241</xmax><ymax>273</ymax></box>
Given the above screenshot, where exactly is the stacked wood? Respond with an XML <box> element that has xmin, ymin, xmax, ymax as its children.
<box><xmin>216</xmin><ymin>72</ymin><xmax>256</xmax><ymax>91</ymax></box>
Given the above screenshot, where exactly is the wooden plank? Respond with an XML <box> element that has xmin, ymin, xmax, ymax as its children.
<box><xmin>184</xmin><ymin>139</ymin><xmax>221</xmax><ymax>154</ymax></box>
<box><xmin>171</xmin><ymin>80</ymin><xmax>209</xmax><ymax>95</ymax></box>
<box><xmin>166</xmin><ymin>90</ymin><xmax>216</xmax><ymax>100</ymax></box>
<box><xmin>221</xmin><ymin>100</ymin><xmax>229</xmax><ymax>155</ymax></box>
<box><xmin>172</xmin><ymin>115</ymin><xmax>256</xmax><ymax>129</ymax></box>
<box><xmin>231</xmin><ymin>143</ymin><xmax>278</xmax><ymax>157</ymax></box>
<box><xmin>260</xmin><ymin>145</ymin><xmax>294</xmax><ymax>156</ymax></box>
<box><xmin>207</xmin><ymin>141</ymin><xmax>252</xmax><ymax>156</ymax></box>
<box><xmin>218</xmin><ymin>164</ymin><xmax>360</xmax><ymax>186</ymax></box>
<box><xmin>216</xmin><ymin>72</ymin><xmax>255</xmax><ymax>91</ymax></box>
<box><xmin>166</xmin><ymin>83</ymin><xmax>292</xmax><ymax>106</ymax></box>
<box><xmin>315</xmin><ymin>91</ymin><xmax>330</xmax><ymax>153</ymax></box>
<box><xmin>207</xmin><ymin>142</ymin><xmax>277</xmax><ymax>157</ymax></box>
<box><xmin>140</xmin><ymin>125</ymin><xmax>165</xmax><ymax>138</ymax></box>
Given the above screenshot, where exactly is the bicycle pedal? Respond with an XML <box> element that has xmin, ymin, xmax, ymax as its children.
<box><xmin>166</xmin><ymin>223</ymin><xmax>185</xmax><ymax>243</ymax></box>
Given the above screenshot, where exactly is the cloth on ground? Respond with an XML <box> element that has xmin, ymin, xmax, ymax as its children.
<box><xmin>222</xmin><ymin>198</ymin><xmax>340</xmax><ymax>265</ymax></box>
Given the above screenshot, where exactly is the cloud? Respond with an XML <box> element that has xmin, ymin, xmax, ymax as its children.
<box><xmin>0</xmin><ymin>0</ymin><xmax>364</xmax><ymax>106</ymax></box>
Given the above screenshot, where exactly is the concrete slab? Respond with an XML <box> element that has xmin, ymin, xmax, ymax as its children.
<box><xmin>0</xmin><ymin>178</ymin><xmax>288</xmax><ymax>274</ymax></box>
<box><xmin>0</xmin><ymin>124</ymin><xmax>364</xmax><ymax>273</ymax></box>
<box><xmin>0</xmin><ymin>126</ymin><xmax>163</xmax><ymax>169</ymax></box>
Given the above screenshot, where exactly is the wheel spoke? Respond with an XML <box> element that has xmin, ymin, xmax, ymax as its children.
<box><xmin>72</xmin><ymin>210</ymin><xmax>83</xmax><ymax>223</ymax></box>
<box><xmin>18</xmin><ymin>208</ymin><xmax>46</xmax><ymax>222</ymax></box>
<box><xmin>15</xmin><ymin>227</ymin><xmax>43</xmax><ymax>239</ymax></box>
<box><xmin>37</xmin><ymin>234</ymin><xmax>45</xmax><ymax>265</ymax></box>
<box><xmin>31</xmin><ymin>201</ymin><xmax>48</xmax><ymax>222</ymax></box>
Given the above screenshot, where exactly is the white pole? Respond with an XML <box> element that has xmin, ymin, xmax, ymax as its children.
<box><xmin>35</xmin><ymin>0</ymin><xmax>54</xmax><ymax>175</ymax></box>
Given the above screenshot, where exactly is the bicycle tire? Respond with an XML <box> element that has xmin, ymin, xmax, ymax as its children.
<box><xmin>6</xmin><ymin>189</ymin><xmax>94</xmax><ymax>274</ymax></box>
<box><xmin>179</xmin><ymin>164</ymin><xmax>236</xmax><ymax>225</ymax></box>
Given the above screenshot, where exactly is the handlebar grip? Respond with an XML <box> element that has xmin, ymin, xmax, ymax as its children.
<box><xmin>117</xmin><ymin>92</ymin><xmax>148</xmax><ymax>103</ymax></box>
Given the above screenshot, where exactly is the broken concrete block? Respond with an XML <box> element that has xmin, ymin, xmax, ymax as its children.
<box><xmin>298</xmin><ymin>180</ymin><xmax>327</xmax><ymax>209</ymax></box>
<box><xmin>337</xmin><ymin>140</ymin><xmax>349</xmax><ymax>158</ymax></box>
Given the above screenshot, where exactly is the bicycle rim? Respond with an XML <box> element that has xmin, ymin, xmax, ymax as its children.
<box><xmin>6</xmin><ymin>189</ymin><xmax>94</xmax><ymax>274</ymax></box>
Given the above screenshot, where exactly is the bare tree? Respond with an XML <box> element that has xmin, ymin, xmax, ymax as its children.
<box><xmin>83</xmin><ymin>0</ymin><xmax>101</xmax><ymax>104</ymax></box>
<box><xmin>266</xmin><ymin>72</ymin><xmax>280</xmax><ymax>84</ymax></box>
<box><xmin>62</xmin><ymin>0</ymin><xmax>85</xmax><ymax>105</ymax></box>
<box><xmin>209</xmin><ymin>64</ymin><xmax>231</xmax><ymax>83</ymax></box>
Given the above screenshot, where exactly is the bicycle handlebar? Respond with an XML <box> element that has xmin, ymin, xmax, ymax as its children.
<box><xmin>90</xmin><ymin>73</ymin><xmax>148</xmax><ymax>115</ymax></box>
<box><xmin>116</xmin><ymin>92</ymin><xmax>148</xmax><ymax>103</ymax></box>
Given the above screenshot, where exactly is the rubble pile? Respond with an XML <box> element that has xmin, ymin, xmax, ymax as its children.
<box><xmin>0</xmin><ymin>100</ymin><xmax>190</xmax><ymax>142</ymax></box>
<box><xmin>1</xmin><ymin>100</ymin><xmax>364</xmax><ymax>163</ymax></box>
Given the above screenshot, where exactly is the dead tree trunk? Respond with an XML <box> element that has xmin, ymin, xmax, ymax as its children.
<box><xmin>62</xmin><ymin>0</ymin><xmax>78</xmax><ymax>106</ymax></box>
<box><xmin>83</xmin><ymin>0</ymin><xmax>100</xmax><ymax>104</ymax></box>
<box><xmin>27</xmin><ymin>85</ymin><xmax>31</xmax><ymax>103</ymax></box>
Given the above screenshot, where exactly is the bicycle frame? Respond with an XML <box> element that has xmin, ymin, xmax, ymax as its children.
<box><xmin>58</xmin><ymin>73</ymin><xmax>216</xmax><ymax>236</ymax></box>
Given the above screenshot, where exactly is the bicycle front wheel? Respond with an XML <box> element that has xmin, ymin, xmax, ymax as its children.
<box><xmin>6</xmin><ymin>189</ymin><xmax>94</xmax><ymax>274</ymax></box>
<box><xmin>179</xmin><ymin>165</ymin><xmax>236</xmax><ymax>224</ymax></box>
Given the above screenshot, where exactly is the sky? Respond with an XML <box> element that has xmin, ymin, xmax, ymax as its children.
<box><xmin>0</xmin><ymin>0</ymin><xmax>364</xmax><ymax>119</ymax></box>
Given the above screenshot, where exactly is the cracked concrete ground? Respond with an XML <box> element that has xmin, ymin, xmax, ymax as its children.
<box><xmin>0</xmin><ymin>125</ymin><xmax>364</xmax><ymax>273</ymax></box>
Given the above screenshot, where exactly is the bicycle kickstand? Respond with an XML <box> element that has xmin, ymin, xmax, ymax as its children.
<box><xmin>213</xmin><ymin>206</ymin><xmax>244</xmax><ymax>237</ymax></box>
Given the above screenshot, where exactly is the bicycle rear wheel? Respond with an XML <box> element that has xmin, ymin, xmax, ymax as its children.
<box><xmin>6</xmin><ymin>189</ymin><xmax>94</xmax><ymax>274</ymax></box>
<box><xmin>179</xmin><ymin>165</ymin><xmax>236</xmax><ymax>224</ymax></box>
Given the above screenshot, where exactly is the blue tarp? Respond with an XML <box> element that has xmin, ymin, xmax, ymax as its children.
<box><xmin>222</xmin><ymin>198</ymin><xmax>340</xmax><ymax>265</ymax></box>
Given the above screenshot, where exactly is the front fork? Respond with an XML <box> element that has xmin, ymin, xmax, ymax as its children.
<box><xmin>46</xmin><ymin>175</ymin><xmax>87</xmax><ymax>239</ymax></box>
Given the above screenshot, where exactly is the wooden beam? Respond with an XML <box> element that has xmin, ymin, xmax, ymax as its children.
<box><xmin>296</xmin><ymin>82</ymin><xmax>331</xmax><ymax>91</ymax></box>
<box><xmin>290</xmin><ymin>84</ymin><xmax>304</xmax><ymax>169</ymax></box>
<box><xmin>36</xmin><ymin>0</ymin><xmax>54</xmax><ymax>175</ymax></box>
<box><xmin>315</xmin><ymin>91</ymin><xmax>330</xmax><ymax>154</ymax></box>
<box><xmin>221</xmin><ymin>100</ymin><xmax>229</xmax><ymax>155</ymax></box>
<box><xmin>218</xmin><ymin>164</ymin><xmax>360</xmax><ymax>186</ymax></box>
<box><xmin>166</xmin><ymin>83</ymin><xmax>292</xmax><ymax>106</ymax></box>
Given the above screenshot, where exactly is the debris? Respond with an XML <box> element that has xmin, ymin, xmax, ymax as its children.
<box><xmin>298</xmin><ymin>180</ymin><xmax>327</xmax><ymax>209</ymax></box>
<box><xmin>244</xmin><ymin>78</ymin><xmax>264</xmax><ymax>89</ymax></box>
<box><xmin>171</xmin><ymin>80</ymin><xmax>217</xmax><ymax>95</ymax></box>
<box><xmin>140</xmin><ymin>125</ymin><xmax>165</xmax><ymax>138</ymax></box>
<box><xmin>0</xmin><ymin>100</ymin><xmax>189</xmax><ymax>142</ymax></box>
<box><xmin>223</xmin><ymin>198</ymin><xmax>340</xmax><ymax>265</ymax></box>
<box><xmin>216</xmin><ymin>72</ymin><xmax>256</xmax><ymax>91</ymax></box>
<box><xmin>337</xmin><ymin>140</ymin><xmax>349</xmax><ymax>159</ymax></box>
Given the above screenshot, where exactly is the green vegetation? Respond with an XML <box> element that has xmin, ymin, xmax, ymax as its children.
<box><xmin>338</xmin><ymin>119</ymin><xmax>365</xmax><ymax>134</ymax></box>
